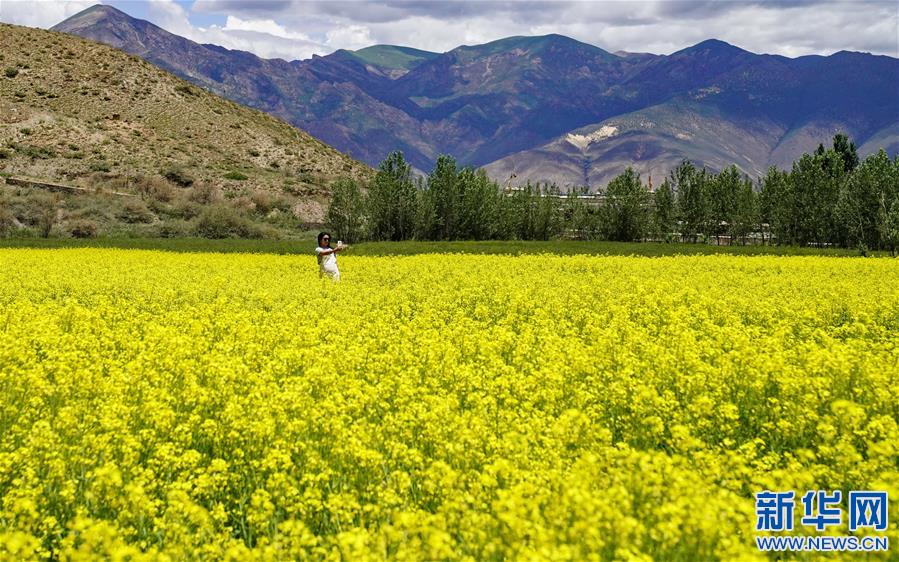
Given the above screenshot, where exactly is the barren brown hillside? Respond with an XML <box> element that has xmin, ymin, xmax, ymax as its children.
<box><xmin>0</xmin><ymin>22</ymin><xmax>370</xmax><ymax>228</ymax></box>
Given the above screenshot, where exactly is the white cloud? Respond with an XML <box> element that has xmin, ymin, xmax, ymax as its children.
<box><xmin>223</xmin><ymin>15</ymin><xmax>310</xmax><ymax>40</ymax></box>
<box><xmin>2</xmin><ymin>0</ymin><xmax>896</xmax><ymax>60</ymax></box>
<box><xmin>204</xmin><ymin>27</ymin><xmax>326</xmax><ymax>59</ymax></box>
<box><xmin>136</xmin><ymin>0</ymin><xmax>327</xmax><ymax>60</ymax></box>
<box><xmin>325</xmin><ymin>24</ymin><xmax>374</xmax><ymax>51</ymax></box>
<box><xmin>0</xmin><ymin>0</ymin><xmax>95</xmax><ymax>29</ymax></box>
<box><xmin>145</xmin><ymin>0</ymin><xmax>196</xmax><ymax>37</ymax></box>
<box><xmin>183</xmin><ymin>0</ymin><xmax>899</xmax><ymax>58</ymax></box>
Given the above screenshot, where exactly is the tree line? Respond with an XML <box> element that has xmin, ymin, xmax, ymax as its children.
<box><xmin>327</xmin><ymin>134</ymin><xmax>899</xmax><ymax>252</ymax></box>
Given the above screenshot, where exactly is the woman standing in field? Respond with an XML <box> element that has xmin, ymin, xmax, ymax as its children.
<box><xmin>315</xmin><ymin>232</ymin><xmax>345</xmax><ymax>281</ymax></box>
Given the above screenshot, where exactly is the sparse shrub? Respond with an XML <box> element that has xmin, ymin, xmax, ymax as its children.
<box><xmin>282</xmin><ymin>181</ymin><xmax>304</xmax><ymax>196</ymax></box>
<box><xmin>170</xmin><ymin>199</ymin><xmax>201</xmax><ymax>220</ymax></box>
<box><xmin>10</xmin><ymin>143</ymin><xmax>55</xmax><ymax>160</ymax></box>
<box><xmin>188</xmin><ymin>182</ymin><xmax>221</xmax><ymax>205</ymax></box>
<box><xmin>251</xmin><ymin>191</ymin><xmax>273</xmax><ymax>214</ymax></box>
<box><xmin>0</xmin><ymin>205</ymin><xmax>18</xmax><ymax>237</ymax></box>
<box><xmin>231</xmin><ymin>196</ymin><xmax>256</xmax><ymax>214</ymax></box>
<box><xmin>248</xmin><ymin>149</ymin><xmax>260</xmax><ymax>157</ymax></box>
<box><xmin>25</xmin><ymin>193</ymin><xmax>58</xmax><ymax>238</ymax></box>
<box><xmin>20</xmin><ymin>128</ymin><xmax>32</xmax><ymax>136</ymax></box>
<box><xmin>251</xmin><ymin>190</ymin><xmax>290</xmax><ymax>215</ymax></box>
<box><xmin>161</xmin><ymin>166</ymin><xmax>194</xmax><ymax>188</ymax></box>
<box><xmin>157</xmin><ymin>220</ymin><xmax>191</xmax><ymax>238</ymax></box>
<box><xmin>174</xmin><ymin>84</ymin><xmax>198</xmax><ymax>97</ymax></box>
<box><xmin>136</xmin><ymin>176</ymin><xmax>176</xmax><ymax>203</ymax></box>
<box><xmin>90</xmin><ymin>161</ymin><xmax>111</xmax><ymax>172</ymax></box>
<box><xmin>224</xmin><ymin>171</ymin><xmax>248</xmax><ymax>181</ymax></box>
<box><xmin>117</xmin><ymin>200</ymin><xmax>155</xmax><ymax>224</ymax></box>
<box><xmin>4</xmin><ymin>67</ymin><xmax>18</xmax><ymax>78</ymax></box>
<box><xmin>68</xmin><ymin>219</ymin><xmax>97</xmax><ymax>238</ymax></box>
<box><xmin>195</xmin><ymin>204</ymin><xmax>267</xmax><ymax>239</ymax></box>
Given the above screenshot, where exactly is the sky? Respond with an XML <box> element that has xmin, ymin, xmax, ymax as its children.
<box><xmin>1</xmin><ymin>0</ymin><xmax>897</xmax><ymax>62</ymax></box>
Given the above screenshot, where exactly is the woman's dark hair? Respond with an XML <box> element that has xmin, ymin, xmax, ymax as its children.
<box><xmin>317</xmin><ymin>232</ymin><xmax>331</xmax><ymax>246</ymax></box>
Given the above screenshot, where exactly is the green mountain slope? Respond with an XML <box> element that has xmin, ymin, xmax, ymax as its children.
<box><xmin>343</xmin><ymin>45</ymin><xmax>439</xmax><ymax>77</ymax></box>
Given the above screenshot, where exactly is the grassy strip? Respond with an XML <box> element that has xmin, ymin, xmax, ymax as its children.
<box><xmin>0</xmin><ymin>237</ymin><xmax>880</xmax><ymax>257</ymax></box>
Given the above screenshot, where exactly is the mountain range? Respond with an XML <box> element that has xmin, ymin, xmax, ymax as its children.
<box><xmin>53</xmin><ymin>4</ymin><xmax>899</xmax><ymax>190</ymax></box>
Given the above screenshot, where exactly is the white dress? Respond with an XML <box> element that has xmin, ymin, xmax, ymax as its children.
<box><xmin>315</xmin><ymin>246</ymin><xmax>340</xmax><ymax>280</ymax></box>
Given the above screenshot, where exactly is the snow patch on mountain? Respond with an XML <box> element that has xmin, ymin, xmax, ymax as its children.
<box><xmin>566</xmin><ymin>125</ymin><xmax>619</xmax><ymax>150</ymax></box>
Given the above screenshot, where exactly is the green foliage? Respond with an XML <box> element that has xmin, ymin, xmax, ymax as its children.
<box><xmin>562</xmin><ymin>189</ymin><xmax>590</xmax><ymax>240</ymax></box>
<box><xmin>3</xmin><ymin>67</ymin><xmax>18</xmax><ymax>78</ymax></box>
<box><xmin>706</xmin><ymin>166</ymin><xmax>758</xmax><ymax>243</ymax></box>
<box><xmin>532</xmin><ymin>184</ymin><xmax>564</xmax><ymax>241</ymax></box>
<box><xmin>672</xmin><ymin>161</ymin><xmax>709</xmax><ymax>241</ymax></box>
<box><xmin>326</xmin><ymin>178</ymin><xmax>366</xmax><ymax>243</ymax></box>
<box><xmin>367</xmin><ymin>151</ymin><xmax>418</xmax><ymax>241</ymax></box>
<box><xmin>790</xmin><ymin>151</ymin><xmax>840</xmax><ymax>245</ymax></box>
<box><xmin>652</xmin><ymin>179</ymin><xmax>676</xmax><ymax>239</ymax></box>
<box><xmin>760</xmin><ymin>167</ymin><xmax>793</xmax><ymax>243</ymax></box>
<box><xmin>880</xmin><ymin>195</ymin><xmax>899</xmax><ymax>255</ymax></box>
<box><xmin>500</xmin><ymin>183</ymin><xmax>563</xmax><ymax>241</ymax></box>
<box><xmin>759</xmin><ymin>133</ymin><xmax>888</xmax><ymax>248</ymax></box>
<box><xmin>224</xmin><ymin>171</ymin><xmax>248</xmax><ymax>181</ymax></box>
<box><xmin>731</xmin><ymin>173</ymin><xmax>758</xmax><ymax>242</ymax></box>
<box><xmin>457</xmin><ymin>167</ymin><xmax>501</xmax><ymax>240</ymax></box>
<box><xmin>603</xmin><ymin>167</ymin><xmax>649</xmax><ymax>242</ymax></box>
<box><xmin>836</xmin><ymin>149</ymin><xmax>898</xmax><ymax>250</ymax></box>
<box><xmin>833</xmin><ymin>133</ymin><xmax>859</xmax><ymax>173</ymax></box>
<box><xmin>425</xmin><ymin>155</ymin><xmax>459</xmax><ymax>240</ymax></box>
<box><xmin>414</xmin><ymin>180</ymin><xmax>437</xmax><ymax>240</ymax></box>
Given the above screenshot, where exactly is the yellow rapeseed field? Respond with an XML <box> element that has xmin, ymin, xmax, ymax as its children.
<box><xmin>0</xmin><ymin>249</ymin><xmax>897</xmax><ymax>561</ymax></box>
